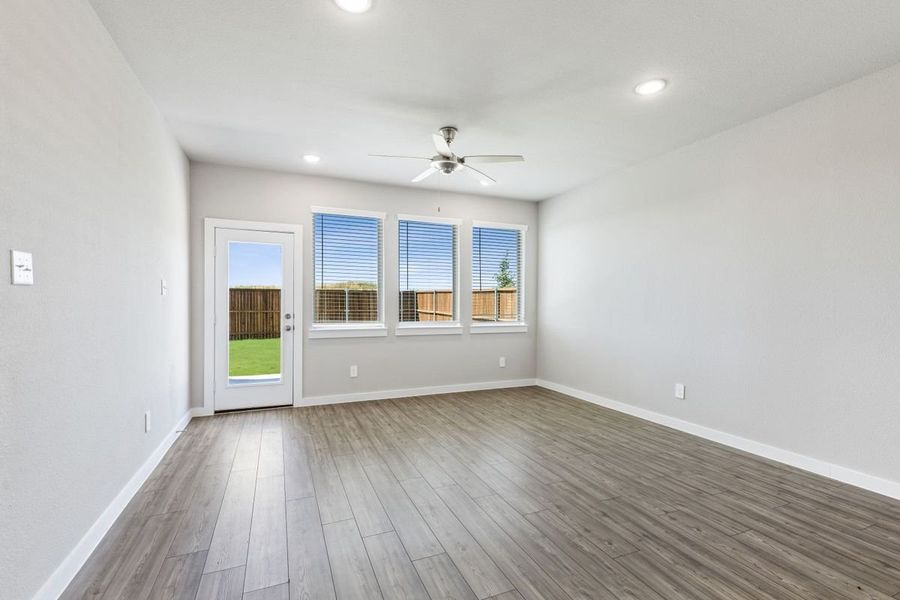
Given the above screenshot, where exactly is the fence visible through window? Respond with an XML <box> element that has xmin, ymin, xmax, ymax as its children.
<box><xmin>472</xmin><ymin>225</ymin><xmax>522</xmax><ymax>322</ymax></box>
<box><xmin>227</xmin><ymin>286</ymin><xmax>520</xmax><ymax>337</ymax></box>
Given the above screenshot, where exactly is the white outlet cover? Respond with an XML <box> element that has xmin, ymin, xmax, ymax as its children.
<box><xmin>499</xmin><ymin>356</ymin><xmax>507</xmax><ymax>368</ymax></box>
<box><xmin>350</xmin><ymin>365</ymin><xmax>358</xmax><ymax>378</ymax></box>
<box><xmin>675</xmin><ymin>383</ymin><xmax>686</xmax><ymax>399</ymax></box>
<box><xmin>10</xmin><ymin>250</ymin><xmax>33</xmax><ymax>285</ymax></box>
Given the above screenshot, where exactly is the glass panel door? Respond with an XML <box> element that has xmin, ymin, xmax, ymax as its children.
<box><xmin>227</xmin><ymin>241</ymin><xmax>283</xmax><ymax>385</ymax></box>
<box><xmin>214</xmin><ymin>228</ymin><xmax>294</xmax><ymax>411</ymax></box>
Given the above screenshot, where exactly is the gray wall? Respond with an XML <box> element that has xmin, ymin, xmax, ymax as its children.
<box><xmin>190</xmin><ymin>162</ymin><xmax>538</xmax><ymax>403</ymax></box>
<box><xmin>538</xmin><ymin>64</ymin><xmax>900</xmax><ymax>484</ymax></box>
<box><xmin>0</xmin><ymin>1</ymin><xmax>190</xmax><ymax>597</ymax></box>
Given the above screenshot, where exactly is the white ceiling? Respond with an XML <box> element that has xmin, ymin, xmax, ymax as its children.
<box><xmin>89</xmin><ymin>0</ymin><xmax>900</xmax><ymax>201</ymax></box>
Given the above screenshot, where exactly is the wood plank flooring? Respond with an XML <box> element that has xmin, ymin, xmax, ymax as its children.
<box><xmin>61</xmin><ymin>386</ymin><xmax>900</xmax><ymax>599</ymax></box>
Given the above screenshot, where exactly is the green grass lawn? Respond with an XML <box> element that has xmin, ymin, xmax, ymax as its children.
<box><xmin>229</xmin><ymin>337</ymin><xmax>281</xmax><ymax>376</ymax></box>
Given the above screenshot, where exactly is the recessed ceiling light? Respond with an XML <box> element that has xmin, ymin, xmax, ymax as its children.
<box><xmin>303</xmin><ymin>154</ymin><xmax>321</xmax><ymax>164</ymax></box>
<box><xmin>634</xmin><ymin>79</ymin><xmax>667</xmax><ymax>96</ymax></box>
<box><xmin>480</xmin><ymin>180</ymin><xmax>491</xmax><ymax>186</ymax></box>
<box><xmin>334</xmin><ymin>0</ymin><xmax>372</xmax><ymax>13</ymax></box>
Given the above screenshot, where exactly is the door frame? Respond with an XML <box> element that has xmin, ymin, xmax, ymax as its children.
<box><xmin>203</xmin><ymin>217</ymin><xmax>303</xmax><ymax>413</ymax></box>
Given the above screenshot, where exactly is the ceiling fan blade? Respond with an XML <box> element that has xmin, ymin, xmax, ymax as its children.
<box><xmin>462</xmin><ymin>155</ymin><xmax>525</xmax><ymax>163</ymax></box>
<box><xmin>412</xmin><ymin>167</ymin><xmax>437</xmax><ymax>182</ymax></box>
<box><xmin>432</xmin><ymin>134</ymin><xmax>453</xmax><ymax>158</ymax></box>
<box><xmin>369</xmin><ymin>154</ymin><xmax>432</xmax><ymax>160</ymax></box>
<box><xmin>464</xmin><ymin>164</ymin><xmax>496</xmax><ymax>186</ymax></box>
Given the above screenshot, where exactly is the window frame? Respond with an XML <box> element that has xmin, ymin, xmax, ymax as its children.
<box><xmin>309</xmin><ymin>206</ymin><xmax>387</xmax><ymax>339</ymax></box>
<box><xmin>469</xmin><ymin>220</ymin><xmax>528</xmax><ymax>334</ymax></box>
<box><xmin>395</xmin><ymin>214</ymin><xmax>463</xmax><ymax>336</ymax></box>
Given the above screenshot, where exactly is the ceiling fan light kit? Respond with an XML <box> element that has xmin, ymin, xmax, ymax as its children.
<box><xmin>370</xmin><ymin>126</ymin><xmax>525</xmax><ymax>187</ymax></box>
<box><xmin>334</xmin><ymin>0</ymin><xmax>372</xmax><ymax>14</ymax></box>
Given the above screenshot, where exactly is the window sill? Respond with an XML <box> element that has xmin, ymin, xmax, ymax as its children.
<box><xmin>470</xmin><ymin>322</ymin><xmax>529</xmax><ymax>334</ymax></box>
<box><xmin>395</xmin><ymin>323</ymin><xmax>464</xmax><ymax>337</ymax></box>
<box><xmin>308</xmin><ymin>324</ymin><xmax>387</xmax><ymax>339</ymax></box>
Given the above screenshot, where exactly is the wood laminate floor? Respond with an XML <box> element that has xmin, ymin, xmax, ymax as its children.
<box><xmin>62</xmin><ymin>386</ymin><xmax>900</xmax><ymax>600</ymax></box>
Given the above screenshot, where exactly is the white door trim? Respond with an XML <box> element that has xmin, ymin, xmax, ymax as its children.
<box><xmin>203</xmin><ymin>217</ymin><xmax>303</xmax><ymax>412</ymax></box>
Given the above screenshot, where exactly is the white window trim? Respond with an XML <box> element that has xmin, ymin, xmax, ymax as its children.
<box><xmin>397</xmin><ymin>214</ymin><xmax>462</xmax><ymax>226</ymax></box>
<box><xmin>470</xmin><ymin>322</ymin><xmax>528</xmax><ymax>334</ymax></box>
<box><xmin>311</xmin><ymin>206</ymin><xmax>387</xmax><ymax>220</ymax></box>
<box><xmin>396</xmin><ymin>322</ymin><xmax>463</xmax><ymax>336</ymax></box>
<box><xmin>471</xmin><ymin>220</ymin><xmax>528</xmax><ymax>333</ymax></box>
<box><xmin>396</xmin><ymin>214</ymin><xmax>462</xmax><ymax>332</ymax></box>
<box><xmin>310</xmin><ymin>206</ymin><xmax>386</xmax><ymax>336</ymax></box>
<box><xmin>308</xmin><ymin>323</ymin><xmax>388</xmax><ymax>339</ymax></box>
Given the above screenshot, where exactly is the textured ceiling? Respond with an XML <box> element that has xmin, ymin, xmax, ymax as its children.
<box><xmin>89</xmin><ymin>0</ymin><xmax>900</xmax><ymax>200</ymax></box>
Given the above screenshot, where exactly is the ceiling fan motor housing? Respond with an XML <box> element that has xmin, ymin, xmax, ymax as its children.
<box><xmin>433</xmin><ymin>157</ymin><xmax>461</xmax><ymax>174</ymax></box>
<box><xmin>370</xmin><ymin>127</ymin><xmax>522</xmax><ymax>184</ymax></box>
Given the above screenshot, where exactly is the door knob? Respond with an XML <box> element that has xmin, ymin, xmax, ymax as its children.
<box><xmin>285</xmin><ymin>324</ymin><xmax>293</xmax><ymax>331</ymax></box>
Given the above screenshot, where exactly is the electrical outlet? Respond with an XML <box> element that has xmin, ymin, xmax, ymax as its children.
<box><xmin>499</xmin><ymin>356</ymin><xmax>507</xmax><ymax>368</ymax></box>
<box><xmin>674</xmin><ymin>383</ymin><xmax>685</xmax><ymax>400</ymax></box>
<box><xmin>160</xmin><ymin>278</ymin><xmax>168</xmax><ymax>296</ymax></box>
<box><xmin>144</xmin><ymin>411</ymin><xmax>152</xmax><ymax>433</ymax></box>
<box><xmin>350</xmin><ymin>365</ymin><xmax>358</xmax><ymax>378</ymax></box>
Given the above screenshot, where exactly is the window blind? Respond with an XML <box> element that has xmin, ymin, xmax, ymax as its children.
<box><xmin>313</xmin><ymin>212</ymin><xmax>382</xmax><ymax>323</ymax></box>
<box><xmin>399</xmin><ymin>219</ymin><xmax>457</xmax><ymax>322</ymax></box>
<box><xmin>472</xmin><ymin>226</ymin><xmax>522</xmax><ymax>322</ymax></box>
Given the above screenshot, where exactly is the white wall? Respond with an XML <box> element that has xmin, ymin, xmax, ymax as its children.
<box><xmin>190</xmin><ymin>163</ymin><xmax>537</xmax><ymax>403</ymax></box>
<box><xmin>0</xmin><ymin>1</ymin><xmax>190</xmax><ymax>597</ymax></box>
<box><xmin>538</xmin><ymin>64</ymin><xmax>900</xmax><ymax>485</ymax></box>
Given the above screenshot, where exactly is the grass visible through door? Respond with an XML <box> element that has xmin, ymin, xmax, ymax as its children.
<box><xmin>228</xmin><ymin>338</ymin><xmax>281</xmax><ymax>376</ymax></box>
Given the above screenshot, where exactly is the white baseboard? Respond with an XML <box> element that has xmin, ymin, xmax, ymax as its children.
<box><xmin>34</xmin><ymin>408</ymin><xmax>198</xmax><ymax>600</ymax></box>
<box><xmin>300</xmin><ymin>378</ymin><xmax>537</xmax><ymax>407</ymax></box>
<box><xmin>536</xmin><ymin>379</ymin><xmax>900</xmax><ymax>501</ymax></box>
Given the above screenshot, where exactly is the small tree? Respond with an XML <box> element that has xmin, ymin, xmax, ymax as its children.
<box><xmin>495</xmin><ymin>252</ymin><xmax>516</xmax><ymax>288</ymax></box>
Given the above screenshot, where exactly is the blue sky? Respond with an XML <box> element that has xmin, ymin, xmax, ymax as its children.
<box><xmin>229</xmin><ymin>216</ymin><xmax>520</xmax><ymax>291</ymax></box>
<box><xmin>400</xmin><ymin>220</ymin><xmax>455</xmax><ymax>290</ymax></box>
<box><xmin>229</xmin><ymin>242</ymin><xmax>282</xmax><ymax>287</ymax></box>
<box><xmin>472</xmin><ymin>226</ymin><xmax>519</xmax><ymax>291</ymax></box>
<box><xmin>314</xmin><ymin>213</ymin><xmax>381</xmax><ymax>288</ymax></box>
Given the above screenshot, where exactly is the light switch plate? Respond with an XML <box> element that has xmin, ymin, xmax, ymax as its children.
<box><xmin>10</xmin><ymin>250</ymin><xmax>33</xmax><ymax>285</ymax></box>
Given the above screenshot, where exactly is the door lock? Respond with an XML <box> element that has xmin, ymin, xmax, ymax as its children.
<box><xmin>285</xmin><ymin>324</ymin><xmax>293</xmax><ymax>331</ymax></box>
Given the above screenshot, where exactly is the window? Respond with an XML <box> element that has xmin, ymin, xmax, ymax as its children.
<box><xmin>312</xmin><ymin>208</ymin><xmax>384</xmax><ymax>335</ymax></box>
<box><xmin>398</xmin><ymin>216</ymin><xmax>459</xmax><ymax>327</ymax></box>
<box><xmin>472</xmin><ymin>223</ymin><xmax>525</xmax><ymax>326</ymax></box>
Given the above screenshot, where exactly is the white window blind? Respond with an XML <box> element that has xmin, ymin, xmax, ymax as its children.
<box><xmin>472</xmin><ymin>225</ymin><xmax>522</xmax><ymax>322</ymax></box>
<box><xmin>399</xmin><ymin>219</ymin><xmax>457</xmax><ymax>322</ymax></box>
<box><xmin>313</xmin><ymin>211</ymin><xmax>382</xmax><ymax>323</ymax></box>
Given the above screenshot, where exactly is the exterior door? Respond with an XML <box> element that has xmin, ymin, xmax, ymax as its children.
<box><xmin>214</xmin><ymin>228</ymin><xmax>295</xmax><ymax>411</ymax></box>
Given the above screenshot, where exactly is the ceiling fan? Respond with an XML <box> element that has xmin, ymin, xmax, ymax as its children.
<box><xmin>370</xmin><ymin>127</ymin><xmax>524</xmax><ymax>186</ymax></box>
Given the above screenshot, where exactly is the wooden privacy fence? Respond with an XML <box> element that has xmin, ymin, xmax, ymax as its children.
<box><xmin>400</xmin><ymin>289</ymin><xmax>517</xmax><ymax>321</ymax></box>
<box><xmin>400</xmin><ymin>290</ymin><xmax>453</xmax><ymax>321</ymax></box>
<box><xmin>229</xmin><ymin>288</ymin><xmax>281</xmax><ymax>340</ymax></box>
<box><xmin>315</xmin><ymin>288</ymin><xmax>379</xmax><ymax>322</ymax></box>
<box><xmin>472</xmin><ymin>288</ymin><xmax>518</xmax><ymax>321</ymax></box>
<box><xmin>313</xmin><ymin>288</ymin><xmax>518</xmax><ymax>322</ymax></box>
<box><xmin>230</xmin><ymin>287</ymin><xmax>520</xmax><ymax>336</ymax></box>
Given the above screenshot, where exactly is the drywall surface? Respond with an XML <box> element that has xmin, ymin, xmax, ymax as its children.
<box><xmin>190</xmin><ymin>163</ymin><xmax>538</xmax><ymax>403</ymax></box>
<box><xmin>0</xmin><ymin>1</ymin><xmax>190</xmax><ymax>596</ymax></box>
<box><xmin>538</xmin><ymin>64</ymin><xmax>900</xmax><ymax>484</ymax></box>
